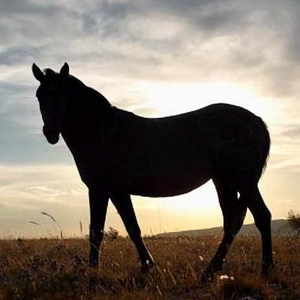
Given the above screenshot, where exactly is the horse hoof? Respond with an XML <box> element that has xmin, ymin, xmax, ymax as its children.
<box><xmin>89</xmin><ymin>259</ymin><xmax>99</xmax><ymax>268</ymax></box>
<box><xmin>201</xmin><ymin>267</ymin><xmax>215</xmax><ymax>283</ymax></box>
<box><xmin>261</xmin><ymin>263</ymin><xmax>275</xmax><ymax>278</ymax></box>
<box><xmin>141</xmin><ymin>260</ymin><xmax>155</xmax><ymax>273</ymax></box>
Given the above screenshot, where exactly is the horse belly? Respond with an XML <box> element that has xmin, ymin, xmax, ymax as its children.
<box><xmin>132</xmin><ymin>175</ymin><xmax>210</xmax><ymax>197</ymax></box>
<box><xmin>126</xmin><ymin>160</ymin><xmax>212</xmax><ymax>197</ymax></box>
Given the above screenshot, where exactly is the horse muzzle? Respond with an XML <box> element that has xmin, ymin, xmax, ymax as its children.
<box><xmin>43</xmin><ymin>125</ymin><xmax>60</xmax><ymax>145</ymax></box>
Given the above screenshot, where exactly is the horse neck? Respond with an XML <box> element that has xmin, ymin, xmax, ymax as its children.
<box><xmin>60</xmin><ymin>80</ymin><xmax>113</xmax><ymax>143</ymax></box>
<box><xmin>67</xmin><ymin>80</ymin><xmax>112</xmax><ymax>118</ymax></box>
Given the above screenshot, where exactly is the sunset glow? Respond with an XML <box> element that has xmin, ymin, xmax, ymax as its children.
<box><xmin>0</xmin><ymin>0</ymin><xmax>299</xmax><ymax>238</ymax></box>
<box><xmin>145</xmin><ymin>82</ymin><xmax>267</xmax><ymax>114</ymax></box>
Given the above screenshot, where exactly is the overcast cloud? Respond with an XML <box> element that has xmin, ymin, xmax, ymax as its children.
<box><xmin>0</xmin><ymin>0</ymin><xmax>300</xmax><ymax>236</ymax></box>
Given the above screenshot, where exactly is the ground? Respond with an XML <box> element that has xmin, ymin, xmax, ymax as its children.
<box><xmin>0</xmin><ymin>234</ymin><xmax>299</xmax><ymax>299</ymax></box>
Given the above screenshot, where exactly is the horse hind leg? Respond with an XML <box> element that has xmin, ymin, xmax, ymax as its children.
<box><xmin>240</xmin><ymin>185</ymin><xmax>273</xmax><ymax>275</ymax></box>
<box><xmin>205</xmin><ymin>179</ymin><xmax>247</xmax><ymax>277</ymax></box>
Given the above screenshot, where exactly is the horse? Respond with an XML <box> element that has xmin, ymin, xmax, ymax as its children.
<box><xmin>32</xmin><ymin>62</ymin><xmax>273</xmax><ymax>277</ymax></box>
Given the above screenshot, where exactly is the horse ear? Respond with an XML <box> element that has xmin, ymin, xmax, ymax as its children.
<box><xmin>32</xmin><ymin>63</ymin><xmax>45</xmax><ymax>82</ymax></box>
<box><xmin>60</xmin><ymin>62</ymin><xmax>69</xmax><ymax>78</ymax></box>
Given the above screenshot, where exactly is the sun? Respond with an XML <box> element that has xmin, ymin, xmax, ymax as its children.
<box><xmin>142</xmin><ymin>81</ymin><xmax>271</xmax><ymax>118</ymax></box>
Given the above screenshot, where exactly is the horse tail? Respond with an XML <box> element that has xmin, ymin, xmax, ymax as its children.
<box><xmin>259</xmin><ymin>118</ymin><xmax>271</xmax><ymax>176</ymax></box>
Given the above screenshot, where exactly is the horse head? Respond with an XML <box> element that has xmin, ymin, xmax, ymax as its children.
<box><xmin>32</xmin><ymin>63</ymin><xmax>69</xmax><ymax>144</ymax></box>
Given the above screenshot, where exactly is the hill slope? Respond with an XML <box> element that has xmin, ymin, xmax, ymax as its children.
<box><xmin>156</xmin><ymin>219</ymin><xmax>297</xmax><ymax>238</ymax></box>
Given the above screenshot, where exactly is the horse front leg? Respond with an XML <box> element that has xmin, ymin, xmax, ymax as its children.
<box><xmin>111</xmin><ymin>194</ymin><xmax>154</xmax><ymax>272</ymax></box>
<box><xmin>89</xmin><ymin>188</ymin><xmax>109</xmax><ymax>267</ymax></box>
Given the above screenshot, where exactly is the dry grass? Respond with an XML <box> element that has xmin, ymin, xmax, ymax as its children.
<box><xmin>0</xmin><ymin>234</ymin><xmax>299</xmax><ymax>299</ymax></box>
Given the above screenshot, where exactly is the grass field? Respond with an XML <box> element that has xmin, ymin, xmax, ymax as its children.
<box><xmin>0</xmin><ymin>234</ymin><xmax>299</xmax><ymax>299</ymax></box>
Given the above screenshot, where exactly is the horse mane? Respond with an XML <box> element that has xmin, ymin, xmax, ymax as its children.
<box><xmin>42</xmin><ymin>68</ymin><xmax>111</xmax><ymax>111</ymax></box>
<box><xmin>43</xmin><ymin>68</ymin><xmax>56</xmax><ymax>78</ymax></box>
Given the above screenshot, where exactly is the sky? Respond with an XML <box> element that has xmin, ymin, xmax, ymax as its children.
<box><xmin>0</xmin><ymin>0</ymin><xmax>300</xmax><ymax>238</ymax></box>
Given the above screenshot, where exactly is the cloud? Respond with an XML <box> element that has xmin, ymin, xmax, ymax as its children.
<box><xmin>0</xmin><ymin>110</ymin><xmax>71</xmax><ymax>164</ymax></box>
<box><xmin>0</xmin><ymin>163</ymin><xmax>89</xmax><ymax>237</ymax></box>
<box><xmin>0</xmin><ymin>45</ymin><xmax>41</xmax><ymax>66</ymax></box>
<box><xmin>1</xmin><ymin>0</ymin><xmax>300</xmax><ymax>237</ymax></box>
<box><xmin>0</xmin><ymin>164</ymin><xmax>85</xmax><ymax>209</ymax></box>
<box><xmin>1</xmin><ymin>0</ymin><xmax>300</xmax><ymax>163</ymax></box>
<box><xmin>0</xmin><ymin>0</ymin><xmax>298</xmax><ymax>100</ymax></box>
<box><xmin>280</xmin><ymin>126</ymin><xmax>300</xmax><ymax>139</ymax></box>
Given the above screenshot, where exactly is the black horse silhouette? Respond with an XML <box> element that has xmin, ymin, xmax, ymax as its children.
<box><xmin>32</xmin><ymin>62</ymin><xmax>273</xmax><ymax>276</ymax></box>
